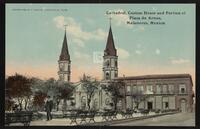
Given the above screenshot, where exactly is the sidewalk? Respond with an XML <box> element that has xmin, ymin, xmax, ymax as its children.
<box><xmin>83</xmin><ymin>111</ymin><xmax>180</xmax><ymax>126</ymax></box>
<box><xmin>8</xmin><ymin>111</ymin><xmax>179</xmax><ymax>126</ymax></box>
<box><xmin>30</xmin><ymin>113</ymin><xmax>146</xmax><ymax>126</ymax></box>
<box><xmin>112</xmin><ymin>112</ymin><xmax>195</xmax><ymax>126</ymax></box>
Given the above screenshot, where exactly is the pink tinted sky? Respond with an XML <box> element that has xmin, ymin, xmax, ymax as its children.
<box><xmin>6</xmin><ymin>62</ymin><xmax>195</xmax><ymax>92</ymax></box>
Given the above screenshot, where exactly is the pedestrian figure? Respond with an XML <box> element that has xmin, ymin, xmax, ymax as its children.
<box><xmin>45</xmin><ymin>96</ymin><xmax>53</xmax><ymax>121</ymax></box>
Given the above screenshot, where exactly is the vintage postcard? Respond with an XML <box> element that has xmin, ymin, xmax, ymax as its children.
<box><xmin>5</xmin><ymin>3</ymin><xmax>195</xmax><ymax>126</ymax></box>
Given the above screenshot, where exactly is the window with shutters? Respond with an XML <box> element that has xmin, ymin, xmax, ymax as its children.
<box><xmin>146</xmin><ymin>85</ymin><xmax>153</xmax><ymax>94</ymax></box>
<box><xmin>156</xmin><ymin>84</ymin><xmax>161</xmax><ymax>94</ymax></box>
<box><xmin>179</xmin><ymin>84</ymin><xmax>186</xmax><ymax>94</ymax></box>
<box><xmin>127</xmin><ymin>86</ymin><xmax>131</xmax><ymax>92</ymax></box>
<box><xmin>168</xmin><ymin>84</ymin><xmax>174</xmax><ymax>94</ymax></box>
<box><xmin>163</xmin><ymin>85</ymin><xmax>168</xmax><ymax>94</ymax></box>
<box><xmin>137</xmin><ymin>85</ymin><xmax>144</xmax><ymax>93</ymax></box>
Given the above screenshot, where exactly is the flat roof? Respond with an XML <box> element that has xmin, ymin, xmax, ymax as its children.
<box><xmin>114</xmin><ymin>74</ymin><xmax>193</xmax><ymax>86</ymax></box>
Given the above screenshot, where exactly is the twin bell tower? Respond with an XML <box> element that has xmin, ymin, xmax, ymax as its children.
<box><xmin>58</xmin><ymin>18</ymin><xmax>118</xmax><ymax>82</ymax></box>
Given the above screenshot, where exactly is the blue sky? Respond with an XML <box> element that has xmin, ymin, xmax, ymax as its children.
<box><xmin>6</xmin><ymin>4</ymin><xmax>195</xmax><ymax>86</ymax></box>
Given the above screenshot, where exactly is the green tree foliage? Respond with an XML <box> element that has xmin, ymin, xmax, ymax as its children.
<box><xmin>31</xmin><ymin>78</ymin><xmax>74</xmax><ymax>111</ymax></box>
<box><xmin>56</xmin><ymin>82</ymin><xmax>74</xmax><ymax>111</ymax></box>
<box><xmin>101</xmin><ymin>80</ymin><xmax>125</xmax><ymax>111</ymax></box>
<box><xmin>131</xmin><ymin>89</ymin><xmax>149</xmax><ymax>111</ymax></box>
<box><xmin>32</xmin><ymin>91</ymin><xmax>47</xmax><ymax>108</ymax></box>
<box><xmin>6</xmin><ymin>74</ymin><xmax>75</xmax><ymax>111</ymax></box>
<box><xmin>80</xmin><ymin>74</ymin><xmax>99</xmax><ymax>110</ymax></box>
<box><xmin>6</xmin><ymin>73</ymin><xmax>32</xmax><ymax>110</ymax></box>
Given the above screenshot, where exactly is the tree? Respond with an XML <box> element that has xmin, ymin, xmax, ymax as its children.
<box><xmin>30</xmin><ymin>77</ymin><xmax>47</xmax><ymax>110</ymax></box>
<box><xmin>101</xmin><ymin>80</ymin><xmax>124</xmax><ymax>111</ymax></box>
<box><xmin>80</xmin><ymin>74</ymin><xmax>99</xmax><ymax>110</ymax></box>
<box><xmin>43</xmin><ymin>78</ymin><xmax>57</xmax><ymax>95</ymax></box>
<box><xmin>30</xmin><ymin>77</ymin><xmax>45</xmax><ymax>93</ymax></box>
<box><xmin>6</xmin><ymin>73</ymin><xmax>32</xmax><ymax>110</ymax></box>
<box><xmin>31</xmin><ymin>77</ymin><xmax>74</xmax><ymax>111</ymax></box>
<box><xmin>32</xmin><ymin>91</ymin><xmax>47</xmax><ymax>110</ymax></box>
<box><xmin>56</xmin><ymin>82</ymin><xmax>74</xmax><ymax>111</ymax></box>
<box><xmin>5</xmin><ymin>90</ymin><xmax>14</xmax><ymax>111</ymax></box>
<box><xmin>131</xmin><ymin>89</ymin><xmax>149</xmax><ymax>111</ymax></box>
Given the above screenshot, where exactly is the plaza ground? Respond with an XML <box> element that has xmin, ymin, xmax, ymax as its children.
<box><xmin>112</xmin><ymin>112</ymin><xmax>195</xmax><ymax>126</ymax></box>
<box><xmin>7</xmin><ymin>112</ymin><xmax>195</xmax><ymax>126</ymax></box>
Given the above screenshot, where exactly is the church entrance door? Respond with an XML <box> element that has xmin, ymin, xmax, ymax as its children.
<box><xmin>180</xmin><ymin>99</ymin><xmax>186</xmax><ymax>112</ymax></box>
<box><xmin>147</xmin><ymin>102</ymin><xmax>153</xmax><ymax>110</ymax></box>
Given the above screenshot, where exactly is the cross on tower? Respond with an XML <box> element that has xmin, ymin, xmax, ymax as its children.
<box><xmin>64</xmin><ymin>24</ymin><xmax>68</xmax><ymax>31</ymax></box>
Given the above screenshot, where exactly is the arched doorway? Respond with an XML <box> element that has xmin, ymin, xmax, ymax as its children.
<box><xmin>117</xmin><ymin>100</ymin><xmax>122</xmax><ymax>110</ymax></box>
<box><xmin>93</xmin><ymin>99</ymin><xmax>98</xmax><ymax>110</ymax></box>
<box><xmin>81</xmin><ymin>96</ymin><xmax>86</xmax><ymax>110</ymax></box>
<box><xmin>180</xmin><ymin>99</ymin><xmax>187</xmax><ymax>112</ymax></box>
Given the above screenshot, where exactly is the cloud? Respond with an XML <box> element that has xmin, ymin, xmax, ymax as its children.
<box><xmin>107</xmin><ymin>9</ymin><xmax>133</xmax><ymax>28</ymax></box>
<box><xmin>117</xmin><ymin>47</ymin><xmax>130</xmax><ymax>59</ymax></box>
<box><xmin>74</xmin><ymin>51</ymin><xmax>91</xmax><ymax>60</ymax></box>
<box><xmin>93</xmin><ymin>29</ymin><xmax>107</xmax><ymax>40</ymax></box>
<box><xmin>135</xmin><ymin>50</ymin><xmax>142</xmax><ymax>55</ymax></box>
<box><xmin>85</xmin><ymin>18</ymin><xmax>95</xmax><ymax>25</ymax></box>
<box><xmin>137</xmin><ymin>44</ymin><xmax>141</xmax><ymax>48</ymax></box>
<box><xmin>72</xmin><ymin>38</ymin><xmax>85</xmax><ymax>47</ymax></box>
<box><xmin>53</xmin><ymin>16</ymin><xmax>66</xmax><ymax>29</ymax></box>
<box><xmin>171</xmin><ymin>58</ymin><xmax>190</xmax><ymax>64</ymax></box>
<box><xmin>53</xmin><ymin>16</ymin><xmax>107</xmax><ymax>46</ymax></box>
<box><xmin>134</xmin><ymin>44</ymin><xmax>143</xmax><ymax>55</ymax></box>
<box><xmin>155</xmin><ymin>48</ymin><xmax>160</xmax><ymax>55</ymax></box>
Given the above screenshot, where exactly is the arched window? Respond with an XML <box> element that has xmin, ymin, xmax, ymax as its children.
<box><xmin>117</xmin><ymin>100</ymin><xmax>122</xmax><ymax>109</ymax></box>
<box><xmin>59</xmin><ymin>74</ymin><xmax>64</xmax><ymax>81</ymax></box>
<box><xmin>68</xmin><ymin>65</ymin><xmax>70</xmax><ymax>71</ymax></box>
<box><xmin>105</xmin><ymin>98</ymin><xmax>110</xmax><ymax>105</ymax></box>
<box><xmin>115</xmin><ymin>60</ymin><xmax>117</xmax><ymax>67</ymax></box>
<box><xmin>115</xmin><ymin>72</ymin><xmax>118</xmax><ymax>77</ymax></box>
<box><xmin>59</xmin><ymin>63</ymin><xmax>64</xmax><ymax>71</ymax></box>
<box><xmin>106</xmin><ymin>72</ymin><xmax>109</xmax><ymax>80</ymax></box>
<box><xmin>106</xmin><ymin>60</ymin><xmax>110</xmax><ymax>67</ymax></box>
<box><xmin>93</xmin><ymin>99</ymin><xmax>98</xmax><ymax>110</ymax></box>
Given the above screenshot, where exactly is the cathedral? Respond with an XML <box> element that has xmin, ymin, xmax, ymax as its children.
<box><xmin>57</xmin><ymin>22</ymin><xmax>194</xmax><ymax>112</ymax></box>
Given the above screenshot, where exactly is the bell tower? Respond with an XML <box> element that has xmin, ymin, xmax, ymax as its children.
<box><xmin>103</xmin><ymin>18</ymin><xmax>118</xmax><ymax>80</ymax></box>
<box><xmin>58</xmin><ymin>25</ymin><xmax>71</xmax><ymax>82</ymax></box>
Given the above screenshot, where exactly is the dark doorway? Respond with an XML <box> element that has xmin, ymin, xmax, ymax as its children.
<box><xmin>147</xmin><ymin>102</ymin><xmax>153</xmax><ymax>110</ymax></box>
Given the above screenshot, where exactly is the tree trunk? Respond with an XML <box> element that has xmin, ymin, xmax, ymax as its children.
<box><xmin>87</xmin><ymin>96</ymin><xmax>91</xmax><ymax>110</ymax></box>
<box><xmin>57</xmin><ymin>99</ymin><xmax>60</xmax><ymax>111</ymax></box>
<box><xmin>111</xmin><ymin>95</ymin><xmax>117</xmax><ymax>111</ymax></box>
<box><xmin>24</xmin><ymin>97</ymin><xmax>30</xmax><ymax>110</ymax></box>
<box><xmin>24</xmin><ymin>99</ymin><xmax>27</xmax><ymax>110</ymax></box>
<box><xmin>18</xmin><ymin>98</ymin><xmax>23</xmax><ymax>111</ymax></box>
<box><xmin>114</xmin><ymin>102</ymin><xmax>117</xmax><ymax>111</ymax></box>
<box><xmin>63</xmin><ymin>98</ymin><xmax>67</xmax><ymax>111</ymax></box>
